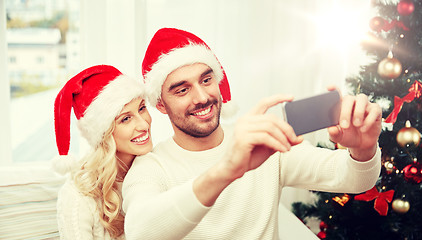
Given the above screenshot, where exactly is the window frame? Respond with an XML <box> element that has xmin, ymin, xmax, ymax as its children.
<box><xmin>0</xmin><ymin>0</ymin><xmax>12</xmax><ymax>166</ymax></box>
<box><xmin>1</xmin><ymin>0</ymin><xmax>145</xmax><ymax>166</ymax></box>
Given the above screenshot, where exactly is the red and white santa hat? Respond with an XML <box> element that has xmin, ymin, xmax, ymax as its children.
<box><xmin>53</xmin><ymin>65</ymin><xmax>144</xmax><ymax>174</ymax></box>
<box><xmin>142</xmin><ymin>28</ymin><xmax>237</xmax><ymax>117</ymax></box>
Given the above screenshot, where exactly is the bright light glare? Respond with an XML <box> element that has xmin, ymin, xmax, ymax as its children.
<box><xmin>311</xmin><ymin>2</ymin><xmax>372</xmax><ymax>51</ymax></box>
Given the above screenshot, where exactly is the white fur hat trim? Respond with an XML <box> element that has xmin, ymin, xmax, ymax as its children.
<box><xmin>145</xmin><ymin>43</ymin><xmax>224</xmax><ymax>106</ymax></box>
<box><xmin>77</xmin><ymin>75</ymin><xmax>144</xmax><ymax>147</ymax></box>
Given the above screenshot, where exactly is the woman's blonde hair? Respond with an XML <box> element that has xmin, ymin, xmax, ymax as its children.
<box><xmin>72</xmin><ymin>121</ymin><xmax>127</xmax><ymax>238</ymax></box>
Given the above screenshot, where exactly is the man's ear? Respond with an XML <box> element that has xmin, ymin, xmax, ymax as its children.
<box><xmin>156</xmin><ymin>99</ymin><xmax>167</xmax><ymax>114</ymax></box>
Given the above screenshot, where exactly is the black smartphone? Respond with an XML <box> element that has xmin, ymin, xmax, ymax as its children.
<box><xmin>282</xmin><ymin>90</ymin><xmax>341</xmax><ymax>135</ymax></box>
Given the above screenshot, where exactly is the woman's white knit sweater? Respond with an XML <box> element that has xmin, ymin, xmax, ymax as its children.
<box><xmin>57</xmin><ymin>180</ymin><xmax>125</xmax><ymax>240</ymax></box>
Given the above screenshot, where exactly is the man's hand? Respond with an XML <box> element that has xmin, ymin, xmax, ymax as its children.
<box><xmin>224</xmin><ymin>94</ymin><xmax>304</xmax><ymax>180</ymax></box>
<box><xmin>327</xmin><ymin>90</ymin><xmax>382</xmax><ymax>161</ymax></box>
<box><xmin>193</xmin><ymin>94</ymin><xmax>303</xmax><ymax>207</ymax></box>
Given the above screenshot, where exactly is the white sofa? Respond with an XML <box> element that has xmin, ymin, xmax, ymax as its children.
<box><xmin>0</xmin><ymin>165</ymin><xmax>65</xmax><ymax>240</ymax></box>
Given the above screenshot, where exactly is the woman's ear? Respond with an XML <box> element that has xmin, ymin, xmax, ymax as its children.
<box><xmin>156</xmin><ymin>99</ymin><xmax>167</xmax><ymax>114</ymax></box>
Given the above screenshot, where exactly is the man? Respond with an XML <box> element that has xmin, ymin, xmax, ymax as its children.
<box><xmin>122</xmin><ymin>28</ymin><xmax>382</xmax><ymax>239</ymax></box>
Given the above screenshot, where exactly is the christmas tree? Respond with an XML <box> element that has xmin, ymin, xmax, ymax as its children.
<box><xmin>292</xmin><ymin>1</ymin><xmax>422</xmax><ymax>239</ymax></box>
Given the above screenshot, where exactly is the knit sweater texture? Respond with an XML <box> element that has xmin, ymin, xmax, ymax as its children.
<box><xmin>57</xmin><ymin>179</ymin><xmax>125</xmax><ymax>240</ymax></box>
<box><xmin>123</xmin><ymin>126</ymin><xmax>381</xmax><ymax>240</ymax></box>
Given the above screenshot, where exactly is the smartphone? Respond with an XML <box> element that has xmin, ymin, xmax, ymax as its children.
<box><xmin>282</xmin><ymin>90</ymin><xmax>341</xmax><ymax>135</ymax></box>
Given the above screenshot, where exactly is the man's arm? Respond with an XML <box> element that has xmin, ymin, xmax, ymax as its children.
<box><xmin>123</xmin><ymin>156</ymin><xmax>210</xmax><ymax>240</ymax></box>
<box><xmin>195</xmin><ymin>90</ymin><xmax>382</xmax><ymax>207</ymax></box>
<box><xmin>193</xmin><ymin>94</ymin><xmax>303</xmax><ymax>206</ymax></box>
<box><xmin>279</xmin><ymin>141</ymin><xmax>381</xmax><ymax>193</ymax></box>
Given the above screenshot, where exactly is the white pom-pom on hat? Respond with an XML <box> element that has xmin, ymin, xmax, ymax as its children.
<box><xmin>51</xmin><ymin>154</ymin><xmax>79</xmax><ymax>175</ymax></box>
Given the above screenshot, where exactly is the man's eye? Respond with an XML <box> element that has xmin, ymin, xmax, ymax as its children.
<box><xmin>176</xmin><ymin>88</ymin><xmax>188</xmax><ymax>95</ymax></box>
<box><xmin>203</xmin><ymin>77</ymin><xmax>212</xmax><ymax>84</ymax></box>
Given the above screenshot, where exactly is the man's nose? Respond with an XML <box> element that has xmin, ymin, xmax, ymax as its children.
<box><xmin>191</xmin><ymin>86</ymin><xmax>208</xmax><ymax>104</ymax></box>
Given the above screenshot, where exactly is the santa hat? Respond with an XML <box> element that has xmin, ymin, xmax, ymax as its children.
<box><xmin>52</xmin><ymin>65</ymin><xmax>144</xmax><ymax>174</ymax></box>
<box><xmin>142</xmin><ymin>28</ymin><xmax>237</xmax><ymax>117</ymax></box>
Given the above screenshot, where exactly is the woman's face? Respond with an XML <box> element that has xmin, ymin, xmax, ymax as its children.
<box><xmin>113</xmin><ymin>97</ymin><xmax>152</xmax><ymax>165</ymax></box>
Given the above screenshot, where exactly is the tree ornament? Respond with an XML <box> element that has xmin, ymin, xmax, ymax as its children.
<box><xmin>403</xmin><ymin>162</ymin><xmax>422</xmax><ymax>183</ymax></box>
<box><xmin>319</xmin><ymin>221</ymin><xmax>328</xmax><ymax>231</ymax></box>
<box><xmin>396</xmin><ymin>120</ymin><xmax>421</xmax><ymax>148</ymax></box>
<box><xmin>397</xmin><ymin>0</ymin><xmax>415</xmax><ymax>16</ymax></box>
<box><xmin>377</xmin><ymin>52</ymin><xmax>402</xmax><ymax>79</ymax></box>
<box><xmin>382</xmin><ymin>154</ymin><xmax>393</xmax><ymax>165</ymax></box>
<box><xmin>369</xmin><ymin>16</ymin><xmax>385</xmax><ymax>32</ymax></box>
<box><xmin>355</xmin><ymin>186</ymin><xmax>394</xmax><ymax>216</ymax></box>
<box><xmin>317</xmin><ymin>231</ymin><xmax>327</xmax><ymax>239</ymax></box>
<box><xmin>392</xmin><ymin>199</ymin><xmax>410</xmax><ymax>214</ymax></box>
<box><xmin>332</xmin><ymin>194</ymin><xmax>350</xmax><ymax>206</ymax></box>
<box><xmin>316</xmin><ymin>221</ymin><xmax>328</xmax><ymax>239</ymax></box>
<box><xmin>385</xmin><ymin>81</ymin><xmax>422</xmax><ymax>124</ymax></box>
<box><xmin>384</xmin><ymin>161</ymin><xmax>395</xmax><ymax>174</ymax></box>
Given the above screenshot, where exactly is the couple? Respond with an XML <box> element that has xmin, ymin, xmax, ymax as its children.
<box><xmin>54</xmin><ymin>28</ymin><xmax>382</xmax><ymax>240</ymax></box>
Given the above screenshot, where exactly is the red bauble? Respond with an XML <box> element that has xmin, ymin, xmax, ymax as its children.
<box><xmin>317</xmin><ymin>231</ymin><xmax>327</xmax><ymax>239</ymax></box>
<box><xmin>403</xmin><ymin>162</ymin><xmax>422</xmax><ymax>183</ymax></box>
<box><xmin>397</xmin><ymin>0</ymin><xmax>415</xmax><ymax>16</ymax></box>
<box><xmin>319</xmin><ymin>221</ymin><xmax>328</xmax><ymax>231</ymax></box>
<box><xmin>369</xmin><ymin>16</ymin><xmax>385</xmax><ymax>32</ymax></box>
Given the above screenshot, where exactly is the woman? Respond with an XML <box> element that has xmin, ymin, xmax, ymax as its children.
<box><xmin>53</xmin><ymin>65</ymin><xmax>152</xmax><ymax>239</ymax></box>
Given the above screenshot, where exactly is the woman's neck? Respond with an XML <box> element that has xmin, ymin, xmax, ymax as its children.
<box><xmin>116</xmin><ymin>155</ymin><xmax>134</xmax><ymax>181</ymax></box>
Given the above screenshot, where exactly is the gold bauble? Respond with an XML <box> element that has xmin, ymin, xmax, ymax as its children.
<box><xmin>396</xmin><ymin>121</ymin><xmax>421</xmax><ymax>148</ymax></box>
<box><xmin>392</xmin><ymin>199</ymin><xmax>410</xmax><ymax>214</ymax></box>
<box><xmin>377</xmin><ymin>56</ymin><xmax>402</xmax><ymax>79</ymax></box>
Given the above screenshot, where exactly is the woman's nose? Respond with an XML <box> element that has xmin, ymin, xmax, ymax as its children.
<box><xmin>134</xmin><ymin>116</ymin><xmax>150</xmax><ymax>131</ymax></box>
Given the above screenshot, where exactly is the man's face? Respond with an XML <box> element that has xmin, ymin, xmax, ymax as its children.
<box><xmin>157</xmin><ymin>63</ymin><xmax>222</xmax><ymax>138</ymax></box>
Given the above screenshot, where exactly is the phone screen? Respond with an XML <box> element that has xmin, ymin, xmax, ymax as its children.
<box><xmin>283</xmin><ymin>90</ymin><xmax>341</xmax><ymax>135</ymax></box>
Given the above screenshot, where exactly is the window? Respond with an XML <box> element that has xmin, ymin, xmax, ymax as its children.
<box><xmin>4</xmin><ymin>0</ymin><xmax>81</xmax><ymax>164</ymax></box>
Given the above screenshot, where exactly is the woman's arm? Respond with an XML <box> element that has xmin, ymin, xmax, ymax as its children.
<box><xmin>57</xmin><ymin>181</ymin><xmax>95</xmax><ymax>240</ymax></box>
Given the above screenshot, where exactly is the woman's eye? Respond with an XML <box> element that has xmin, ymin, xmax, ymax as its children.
<box><xmin>121</xmin><ymin>116</ymin><xmax>130</xmax><ymax>123</ymax></box>
<box><xmin>139</xmin><ymin>105</ymin><xmax>146</xmax><ymax>112</ymax></box>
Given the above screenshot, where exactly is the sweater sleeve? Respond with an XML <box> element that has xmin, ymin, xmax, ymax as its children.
<box><xmin>56</xmin><ymin>180</ymin><xmax>96</xmax><ymax>240</ymax></box>
<box><xmin>122</xmin><ymin>153</ymin><xmax>211</xmax><ymax>240</ymax></box>
<box><xmin>279</xmin><ymin>141</ymin><xmax>381</xmax><ymax>193</ymax></box>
